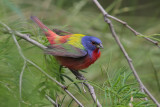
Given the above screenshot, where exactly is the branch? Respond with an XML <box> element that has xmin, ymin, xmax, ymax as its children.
<box><xmin>0</xmin><ymin>21</ymin><xmax>47</xmax><ymax>50</ymax></box>
<box><xmin>70</xmin><ymin>70</ymin><xmax>102</xmax><ymax>107</ymax></box>
<box><xmin>107</xmin><ymin>15</ymin><xmax>160</xmax><ymax>48</ymax></box>
<box><xmin>45</xmin><ymin>95</ymin><xmax>59</xmax><ymax>107</ymax></box>
<box><xmin>0</xmin><ymin>21</ymin><xmax>84</xmax><ymax>107</ymax></box>
<box><xmin>11</xmin><ymin>31</ymin><xmax>27</xmax><ymax>103</ymax></box>
<box><xmin>92</xmin><ymin>3</ymin><xmax>160</xmax><ymax>48</ymax></box>
<box><xmin>93</xmin><ymin>0</ymin><xmax>160</xmax><ymax>106</ymax></box>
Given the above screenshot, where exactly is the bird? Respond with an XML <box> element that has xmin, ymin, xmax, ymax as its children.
<box><xmin>31</xmin><ymin>16</ymin><xmax>103</xmax><ymax>71</ymax></box>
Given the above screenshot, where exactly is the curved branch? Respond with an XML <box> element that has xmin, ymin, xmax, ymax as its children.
<box><xmin>92</xmin><ymin>1</ymin><xmax>159</xmax><ymax>48</ymax></box>
<box><xmin>70</xmin><ymin>69</ymin><xmax>102</xmax><ymax>107</ymax></box>
<box><xmin>93</xmin><ymin>0</ymin><xmax>160</xmax><ymax>106</ymax></box>
<box><xmin>107</xmin><ymin>15</ymin><xmax>160</xmax><ymax>48</ymax></box>
<box><xmin>0</xmin><ymin>21</ymin><xmax>46</xmax><ymax>50</ymax></box>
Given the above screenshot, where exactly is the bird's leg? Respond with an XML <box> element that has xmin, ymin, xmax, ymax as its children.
<box><xmin>59</xmin><ymin>65</ymin><xmax>63</xmax><ymax>73</ymax></box>
<box><xmin>69</xmin><ymin>69</ymin><xmax>87</xmax><ymax>92</ymax></box>
<box><xmin>61</xmin><ymin>85</ymin><xmax>68</xmax><ymax>90</ymax></box>
<box><xmin>69</xmin><ymin>69</ymin><xmax>86</xmax><ymax>80</ymax></box>
<box><xmin>59</xmin><ymin>65</ymin><xmax>66</xmax><ymax>83</ymax></box>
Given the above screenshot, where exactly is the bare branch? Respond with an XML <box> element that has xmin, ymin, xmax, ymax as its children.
<box><xmin>0</xmin><ymin>21</ymin><xmax>84</xmax><ymax>107</ymax></box>
<box><xmin>0</xmin><ymin>21</ymin><xmax>47</xmax><ymax>50</ymax></box>
<box><xmin>107</xmin><ymin>15</ymin><xmax>160</xmax><ymax>48</ymax></box>
<box><xmin>15</xmin><ymin>31</ymin><xmax>47</xmax><ymax>49</ymax></box>
<box><xmin>11</xmin><ymin>33</ymin><xmax>27</xmax><ymax>102</ymax></box>
<box><xmin>93</xmin><ymin>0</ymin><xmax>160</xmax><ymax>106</ymax></box>
<box><xmin>19</xmin><ymin>61</ymin><xmax>26</xmax><ymax>101</ymax></box>
<box><xmin>45</xmin><ymin>95</ymin><xmax>59</xmax><ymax>107</ymax></box>
<box><xmin>70</xmin><ymin>70</ymin><xmax>102</xmax><ymax>107</ymax></box>
<box><xmin>91</xmin><ymin>1</ymin><xmax>159</xmax><ymax>48</ymax></box>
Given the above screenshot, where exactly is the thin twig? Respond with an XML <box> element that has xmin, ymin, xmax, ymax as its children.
<box><xmin>0</xmin><ymin>21</ymin><xmax>84</xmax><ymax>107</ymax></box>
<box><xmin>90</xmin><ymin>1</ymin><xmax>159</xmax><ymax>48</ymax></box>
<box><xmin>93</xmin><ymin>0</ymin><xmax>160</xmax><ymax>106</ymax></box>
<box><xmin>81</xmin><ymin>83</ymin><xmax>86</xmax><ymax>93</ymax></box>
<box><xmin>15</xmin><ymin>31</ymin><xmax>47</xmax><ymax>49</ymax></box>
<box><xmin>108</xmin><ymin>12</ymin><xmax>160</xmax><ymax>48</ymax></box>
<box><xmin>27</xmin><ymin>60</ymin><xmax>84</xmax><ymax>107</ymax></box>
<box><xmin>0</xmin><ymin>21</ymin><xmax>46</xmax><ymax>50</ymax></box>
<box><xmin>19</xmin><ymin>61</ymin><xmax>26</xmax><ymax>101</ymax></box>
<box><xmin>45</xmin><ymin>95</ymin><xmax>59</xmax><ymax>107</ymax></box>
<box><xmin>11</xmin><ymin>33</ymin><xmax>27</xmax><ymax>103</ymax></box>
<box><xmin>70</xmin><ymin>69</ymin><xmax>102</xmax><ymax>107</ymax></box>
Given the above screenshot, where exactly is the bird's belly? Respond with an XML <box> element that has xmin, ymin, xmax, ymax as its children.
<box><xmin>55</xmin><ymin>56</ymin><xmax>97</xmax><ymax>70</ymax></box>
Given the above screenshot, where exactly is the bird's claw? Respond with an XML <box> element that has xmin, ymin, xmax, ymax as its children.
<box><xmin>62</xmin><ymin>86</ymin><xmax>68</xmax><ymax>90</ymax></box>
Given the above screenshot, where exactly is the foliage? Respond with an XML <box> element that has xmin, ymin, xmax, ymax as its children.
<box><xmin>101</xmin><ymin>67</ymin><xmax>153</xmax><ymax>106</ymax></box>
<box><xmin>0</xmin><ymin>0</ymin><xmax>160</xmax><ymax>106</ymax></box>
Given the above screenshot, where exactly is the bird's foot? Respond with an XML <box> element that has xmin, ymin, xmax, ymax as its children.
<box><xmin>62</xmin><ymin>86</ymin><xmax>68</xmax><ymax>90</ymax></box>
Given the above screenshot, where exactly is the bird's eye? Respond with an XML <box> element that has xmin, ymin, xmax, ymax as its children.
<box><xmin>92</xmin><ymin>41</ymin><xmax>96</xmax><ymax>45</ymax></box>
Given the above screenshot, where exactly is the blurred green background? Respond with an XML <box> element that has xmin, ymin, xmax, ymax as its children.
<box><xmin>0</xmin><ymin>0</ymin><xmax>160</xmax><ymax>106</ymax></box>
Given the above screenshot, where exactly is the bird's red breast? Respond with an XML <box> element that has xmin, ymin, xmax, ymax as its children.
<box><xmin>55</xmin><ymin>48</ymin><xmax>101</xmax><ymax>70</ymax></box>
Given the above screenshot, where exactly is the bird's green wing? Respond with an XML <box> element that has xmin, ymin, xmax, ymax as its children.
<box><xmin>45</xmin><ymin>44</ymin><xmax>87</xmax><ymax>58</ymax></box>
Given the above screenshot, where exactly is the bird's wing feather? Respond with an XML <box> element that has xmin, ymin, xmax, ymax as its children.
<box><xmin>52</xmin><ymin>29</ymin><xmax>72</xmax><ymax>36</ymax></box>
<box><xmin>45</xmin><ymin>44</ymin><xmax>87</xmax><ymax>58</ymax></box>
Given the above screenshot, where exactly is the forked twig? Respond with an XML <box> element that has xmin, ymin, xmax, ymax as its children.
<box><xmin>70</xmin><ymin>69</ymin><xmax>102</xmax><ymax>107</ymax></box>
<box><xmin>93</xmin><ymin>0</ymin><xmax>160</xmax><ymax>106</ymax></box>
<box><xmin>107</xmin><ymin>11</ymin><xmax>159</xmax><ymax>48</ymax></box>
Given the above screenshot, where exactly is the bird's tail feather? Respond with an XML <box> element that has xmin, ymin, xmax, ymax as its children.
<box><xmin>31</xmin><ymin>16</ymin><xmax>49</xmax><ymax>32</ymax></box>
<box><xmin>31</xmin><ymin>16</ymin><xmax>58</xmax><ymax>44</ymax></box>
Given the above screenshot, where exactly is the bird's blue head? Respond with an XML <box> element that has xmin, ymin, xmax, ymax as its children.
<box><xmin>82</xmin><ymin>36</ymin><xmax>103</xmax><ymax>55</ymax></box>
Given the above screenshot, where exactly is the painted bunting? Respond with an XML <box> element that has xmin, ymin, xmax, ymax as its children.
<box><xmin>31</xmin><ymin>16</ymin><xmax>103</xmax><ymax>70</ymax></box>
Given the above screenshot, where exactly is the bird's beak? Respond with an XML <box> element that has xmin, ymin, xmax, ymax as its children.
<box><xmin>96</xmin><ymin>43</ymin><xmax>103</xmax><ymax>49</ymax></box>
